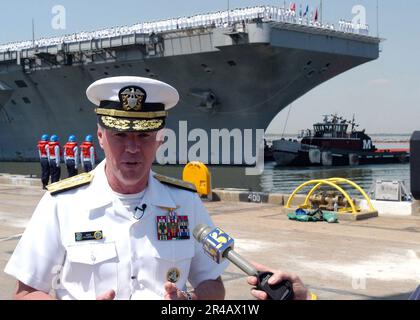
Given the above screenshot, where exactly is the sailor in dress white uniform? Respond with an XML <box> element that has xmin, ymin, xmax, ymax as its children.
<box><xmin>5</xmin><ymin>76</ymin><xmax>228</xmax><ymax>300</ymax></box>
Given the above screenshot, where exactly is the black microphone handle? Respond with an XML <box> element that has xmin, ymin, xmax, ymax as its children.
<box><xmin>257</xmin><ymin>272</ymin><xmax>294</xmax><ymax>300</ymax></box>
<box><xmin>224</xmin><ymin>248</ymin><xmax>294</xmax><ymax>300</ymax></box>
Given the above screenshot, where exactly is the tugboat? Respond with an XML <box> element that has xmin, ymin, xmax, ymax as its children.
<box><xmin>271</xmin><ymin>114</ymin><xmax>410</xmax><ymax>166</ymax></box>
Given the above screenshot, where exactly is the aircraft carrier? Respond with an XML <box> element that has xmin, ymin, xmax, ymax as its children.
<box><xmin>0</xmin><ymin>5</ymin><xmax>380</xmax><ymax>165</ymax></box>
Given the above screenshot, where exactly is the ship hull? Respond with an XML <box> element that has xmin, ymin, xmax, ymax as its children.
<box><xmin>0</xmin><ymin>22</ymin><xmax>380</xmax><ymax>164</ymax></box>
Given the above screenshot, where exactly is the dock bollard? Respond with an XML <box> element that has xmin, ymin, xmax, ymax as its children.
<box><xmin>183</xmin><ymin>161</ymin><xmax>212</xmax><ymax>201</ymax></box>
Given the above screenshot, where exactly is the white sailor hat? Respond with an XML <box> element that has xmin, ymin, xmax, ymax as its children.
<box><xmin>86</xmin><ymin>76</ymin><xmax>179</xmax><ymax>132</ymax></box>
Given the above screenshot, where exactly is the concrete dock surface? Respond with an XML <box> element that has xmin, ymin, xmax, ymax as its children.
<box><xmin>1</xmin><ymin>182</ymin><xmax>419</xmax><ymax>300</ymax></box>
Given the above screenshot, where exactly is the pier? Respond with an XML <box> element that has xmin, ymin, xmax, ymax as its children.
<box><xmin>0</xmin><ymin>174</ymin><xmax>419</xmax><ymax>300</ymax></box>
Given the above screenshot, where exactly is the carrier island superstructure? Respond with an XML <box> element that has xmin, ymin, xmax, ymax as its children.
<box><xmin>0</xmin><ymin>6</ymin><xmax>380</xmax><ymax>165</ymax></box>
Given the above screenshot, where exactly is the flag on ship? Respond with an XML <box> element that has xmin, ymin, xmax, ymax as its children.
<box><xmin>303</xmin><ymin>5</ymin><xmax>309</xmax><ymax>17</ymax></box>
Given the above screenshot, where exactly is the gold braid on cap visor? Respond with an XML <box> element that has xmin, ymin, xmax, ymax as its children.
<box><xmin>95</xmin><ymin>108</ymin><xmax>168</xmax><ymax>119</ymax></box>
<box><xmin>100</xmin><ymin>116</ymin><xmax>164</xmax><ymax>131</ymax></box>
<box><xmin>132</xmin><ymin>119</ymin><xmax>164</xmax><ymax>131</ymax></box>
<box><xmin>100</xmin><ymin>117</ymin><xmax>131</xmax><ymax>130</ymax></box>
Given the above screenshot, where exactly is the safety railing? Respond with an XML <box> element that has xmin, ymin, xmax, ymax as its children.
<box><xmin>0</xmin><ymin>5</ymin><xmax>368</xmax><ymax>53</ymax></box>
<box><xmin>286</xmin><ymin>177</ymin><xmax>375</xmax><ymax>214</ymax></box>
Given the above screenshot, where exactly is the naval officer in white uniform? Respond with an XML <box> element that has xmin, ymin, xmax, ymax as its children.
<box><xmin>5</xmin><ymin>76</ymin><xmax>229</xmax><ymax>300</ymax></box>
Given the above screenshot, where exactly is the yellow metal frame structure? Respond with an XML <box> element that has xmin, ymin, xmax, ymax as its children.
<box><xmin>286</xmin><ymin>178</ymin><xmax>375</xmax><ymax>214</ymax></box>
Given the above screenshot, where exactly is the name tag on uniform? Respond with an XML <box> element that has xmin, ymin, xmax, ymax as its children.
<box><xmin>75</xmin><ymin>230</ymin><xmax>103</xmax><ymax>242</ymax></box>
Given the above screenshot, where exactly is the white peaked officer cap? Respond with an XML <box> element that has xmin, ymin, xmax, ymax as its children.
<box><xmin>86</xmin><ymin>76</ymin><xmax>179</xmax><ymax>132</ymax></box>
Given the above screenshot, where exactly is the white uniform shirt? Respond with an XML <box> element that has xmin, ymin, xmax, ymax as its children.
<box><xmin>5</xmin><ymin>160</ymin><xmax>228</xmax><ymax>300</ymax></box>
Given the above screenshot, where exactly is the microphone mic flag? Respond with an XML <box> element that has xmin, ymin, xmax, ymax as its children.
<box><xmin>193</xmin><ymin>224</ymin><xmax>294</xmax><ymax>300</ymax></box>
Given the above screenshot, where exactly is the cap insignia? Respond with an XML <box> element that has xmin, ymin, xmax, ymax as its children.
<box><xmin>119</xmin><ymin>86</ymin><xmax>146</xmax><ymax>111</ymax></box>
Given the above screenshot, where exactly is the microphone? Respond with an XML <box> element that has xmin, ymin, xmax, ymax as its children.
<box><xmin>133</xmin><ymin>203</ymin><xmax>147</xmax><ymax>220</ymax></box>
<box><xmin>193</xmin><ymin>224</ymin><xmax>294</xmax><ymax>300</ymax></box>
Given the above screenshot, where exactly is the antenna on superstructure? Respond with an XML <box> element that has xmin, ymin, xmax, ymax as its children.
<box><xmin>376</xmin><ymin>0</ymin><xmax>379</xmax><ymax>38</ymax></box>
<box><xmin>320</xmin><ymin>0</ymin><xmax>323</xmax><ymax>24</ymax></box>
<box><xmin>351</xmin><ymin>113</ymin><xmax>356</xmax><ymax>132</ymax></box>
<box><xmin>227</xmin><ymin>0</ymin><xmax>230</xmax><ymax>26</ymax></box>
<box><xmin>32</xmin><ymin>18</ymin><xmax>35</xmax><ymax>47</ymax></box>
<box><xmin>329</xmin><ymin>114</ymin><xmax>339</xmax><ymax>123</ymax></box>
<box><xmin>281</xmin><ymin>103</ymin><xmax>293</xmax><ymax>139</ymax></box>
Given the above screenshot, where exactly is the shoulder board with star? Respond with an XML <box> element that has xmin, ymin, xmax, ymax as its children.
<box><xmin>153</xmin><ymin>174</ymin><xmax>196</xmax><ymax>193</ymax></box>
<box><xmin>47</xmin><ymin>172</ymin><xmax>94</xmax><ymax>196</ymax></box>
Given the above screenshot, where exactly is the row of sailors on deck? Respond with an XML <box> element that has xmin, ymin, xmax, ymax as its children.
<box><xmin>0</xmin><ymin>5</ymin><xmax>364</xmax><ymax>53</ymax></box>
<box><xmin>338</xmin><ymin>19</ymin><xmax>369</xmax><ymax>34</ymax></box>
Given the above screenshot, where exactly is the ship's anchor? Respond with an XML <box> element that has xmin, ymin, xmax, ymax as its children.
<box><xmin>189</xmin><ymin>90</ymin><xmax>218</xmax><ymax>110</ymax></box>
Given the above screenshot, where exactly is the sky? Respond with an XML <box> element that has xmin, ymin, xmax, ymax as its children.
<box><xmin>0</xmin><ymin>0</ymin><xmax>419</xmax><ymax>134</ymax></box>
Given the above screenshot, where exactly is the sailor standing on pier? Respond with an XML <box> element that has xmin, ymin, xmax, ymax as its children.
<box><xmin>46</xmin><ymin>134</ymin><xmax>62</xmax><ymax>183</ymax></box>
<box><xmin>80</xmin><ymin>135</ymin><xmax>96</xmax><ymax>172</ymax></box>
<box><xmin>63</xmin><ymin>135</ymin><xmax>79</xmax><ymax>178</ymax></box>
<box><xmin>36</xmin><ymin>134</ymin><xmax>50</xmax><ymax>190</ymax></box>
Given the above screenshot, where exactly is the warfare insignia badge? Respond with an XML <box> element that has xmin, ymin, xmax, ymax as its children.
<box><xmin>166</xmin><ymin>267</ymin><xmax>181</xmax><ymax>283</ymax></box>
<box><xmin>119</xmin><ymin>86</ymin><xmax>146</xmax><ymax>111</ymax></box>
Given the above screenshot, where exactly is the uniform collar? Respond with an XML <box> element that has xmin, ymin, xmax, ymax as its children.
<box><xmin>88</xmin><ymin>160</ymin><xmax>177</xmax><ymax>210</ymax></box>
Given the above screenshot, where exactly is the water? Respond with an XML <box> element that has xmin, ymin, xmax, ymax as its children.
<box><xmin>261</xmin><ymin>133</ymin><xmax>411</xmax><ymax>196</ymax></box>
<box><xmin>0</xmin><ymin>133</ymin><xmax>411</xmax><ymax>197</ymax></box>
<box><xmin>260</xmin><ymin>161</ymin><xmax>410</xmax><ymax>197</ymax></box>
<box><xmin>0</xmin><ymin>161</ymin><xmax>411</xmax><ymax>198</ymax></box>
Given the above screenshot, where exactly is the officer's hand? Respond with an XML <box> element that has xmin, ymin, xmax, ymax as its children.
<box><xmin>96</xmin><ymin>289</ymin><xmax>116</xmax><ymax>300</ymax></box>
<box><xmin>247</xmin><ymin>262</ymin><xmax>310</xmax><ymax>300</ymax></box>
<box><xmin>163</xmin><ymin>282</ymin><xmax>195</xmax><ymax>300</ymax></box>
